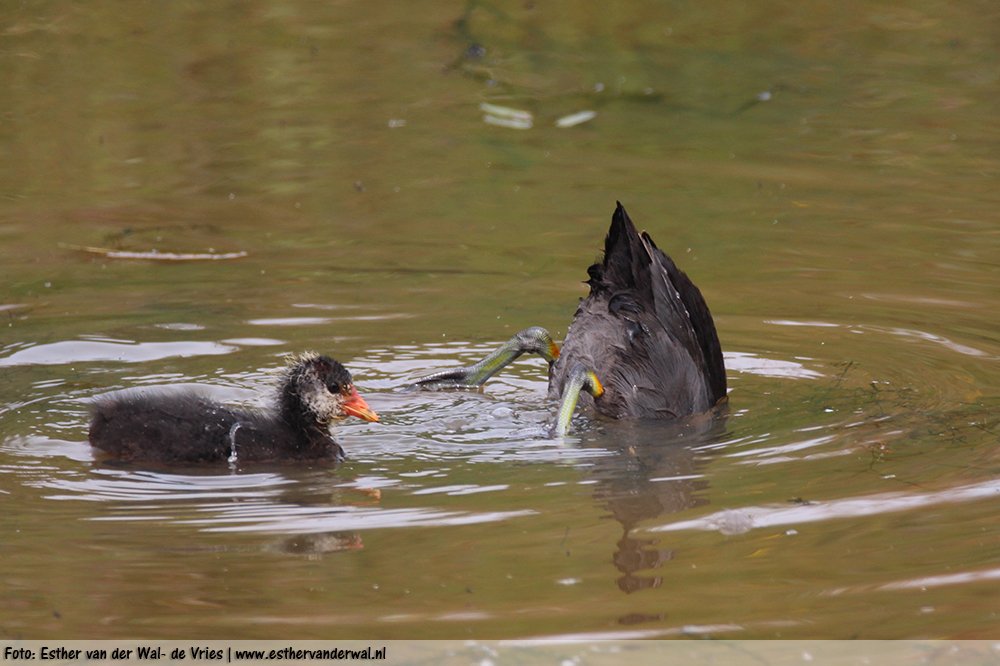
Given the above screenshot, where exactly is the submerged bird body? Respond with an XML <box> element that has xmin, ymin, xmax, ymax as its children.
<box><xmin>88</xmin><ymin>354</ymin><xmax>378</xmax><ymax>463</ymax></box>
<box><xmin>410</xmin><ymin>202</ymin><xmax>726</xmax><ymax>433</ymax></box>
<box><xmin>549</xmin><ymin>203</ymin><xmax>726</xmax><ymax>419</ymax></box>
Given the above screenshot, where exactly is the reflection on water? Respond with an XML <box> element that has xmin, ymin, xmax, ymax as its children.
<box><xmin>723</xmin><ymin>350</ymin><xmax>824</xmax><ymax>379</ymax></box>
<box><xmin>582</xmin><ymin>416</ymin><xmax>723</xmax><ymax>599</ymax></box>
<box><xmin>0</xmin><ymin>340</ymin><xmax>237</xmax><ymax>366</ymax></box>
<box><xmin>5</xmin><ymin>330</ymin><xmax>1000</xmax><ymax>639</ymax></box>
<box><xmin>650</xmin><ymin>475</ymin><xmax>1000</xmax><ymax>535</ymax></box>
<box><xmin>4</xmin><ymin>275</ymin><xmax>1000</xmax><ymax>638</ymax></box>
<box><xmin>8</xmin><ymin>329</ymin><xmax>979</xmax><ymax>639</ymax></box>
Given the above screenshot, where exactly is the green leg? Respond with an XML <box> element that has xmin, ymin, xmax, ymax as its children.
<box><xmin>408</xmin><ymin>327</ymin><xmax>560</xmax><ymax>390</ymax></box>
<box><xmin>551</xmin><ymin>362</ymin><xmax>604</xmax><ymax>437</ymax></box>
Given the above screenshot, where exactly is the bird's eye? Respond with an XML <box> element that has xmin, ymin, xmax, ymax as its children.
<box><xmin>326</xmin><ymin>381</ymin><xmax>341</xmax><ymax>394</ymax></box>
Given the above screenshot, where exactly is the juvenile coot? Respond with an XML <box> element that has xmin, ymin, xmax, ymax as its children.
<box><xmin>89</xmin><ymin>353</ymin><xmax>379</xmax><ymax>463</ymax></box>
<box><xmin>410</xmin><ymin>202</ymin><xmax>726</xmax><ymax>434</ymax></box>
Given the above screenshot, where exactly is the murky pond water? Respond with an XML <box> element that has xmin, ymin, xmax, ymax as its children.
<box><xmin>3</xmin><ymin>0</ymin><xmax>1000</xmax><ymax>640</ymax></box>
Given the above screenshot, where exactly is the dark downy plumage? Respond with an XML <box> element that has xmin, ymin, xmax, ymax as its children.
<box><xmin>88</xmin><ymin>354</ymin><xmax>378</xmax><ymax>463</ymax></box>
<box><xmin>548</xmin><ymin>202</ymin><xmax>726</xmax><ymax>419</ymax></box>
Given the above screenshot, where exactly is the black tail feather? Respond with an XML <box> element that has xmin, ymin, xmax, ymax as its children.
<box><xmin>593</xmin><ymin>202</ymin><xmax>726</xmax><ymax>404</ymax></box>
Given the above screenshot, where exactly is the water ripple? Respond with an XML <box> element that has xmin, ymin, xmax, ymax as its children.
<box><xmin>0</xmin><ymin>340</ymin><xmax>236</xmax><ymax>366</ymax></box>
<box><xmin>647</xmin><ymin>476</ymin><xmax>1000</xmax><ymax>535</ymax></box>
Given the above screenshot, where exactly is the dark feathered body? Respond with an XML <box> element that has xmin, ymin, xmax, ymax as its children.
<box><xmin>88</xmin><ymin>355</ymin><xmax>373</xmax><ymax>463</ymax></box>
<box><xmin>88</xmin><ymin>393</ymin><xmax>342</xmax><ymax>463</ymax></box>
<box><xmin>548</xmin><ymin>203</ymin><xmax>726</xmax><ymax>419</ymax></box>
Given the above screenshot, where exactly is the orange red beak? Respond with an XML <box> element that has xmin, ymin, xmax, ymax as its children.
<box><xmin>342</xmin><ymin>386</ymin><xmax>379</xmax><ymax>422</ymax></box>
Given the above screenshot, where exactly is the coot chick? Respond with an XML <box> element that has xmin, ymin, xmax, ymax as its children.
<box><xmin>88</xmin><ymin>353</ymin><xmax>379</xmax><ymax>463</ymax></box>
<box><xmin>409</xmin><ymin>202</ymin><xmax>726</xmax><ymax>435</ymax></box>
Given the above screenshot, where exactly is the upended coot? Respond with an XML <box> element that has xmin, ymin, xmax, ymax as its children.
<box><xmin>88</xmin><ymin>353</ymin><xmax>378</xmax><ymax>463</ymax></box>
<box><xmin>410</xmin><ymin>202</ymin><xmax>726</xmax><ymax>434</ymax></box>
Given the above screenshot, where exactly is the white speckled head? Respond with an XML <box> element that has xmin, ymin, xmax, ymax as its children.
<box><xmin>281</xmin><ymin>353</ymin><xmax>378</xmax><ymax>424</ymax></box>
